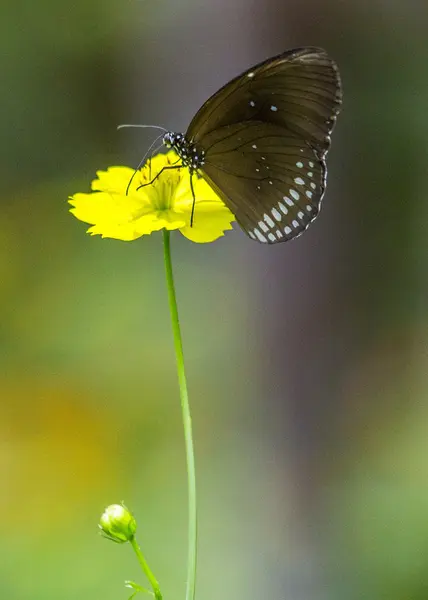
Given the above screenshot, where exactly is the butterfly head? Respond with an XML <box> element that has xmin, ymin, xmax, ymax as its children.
<box><xmin>162</xmin><ymin>131</ymin><xmax>180</xmax><ymax>148</ymax></box>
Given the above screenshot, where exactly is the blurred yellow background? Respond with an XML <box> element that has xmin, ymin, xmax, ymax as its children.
<box><xmin>2</xmin><ymin>1</ymin><xmax>428</xmax><ymax>599</ymax></box>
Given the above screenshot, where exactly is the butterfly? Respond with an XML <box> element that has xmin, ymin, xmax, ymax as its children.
<box><xmin>140</xmin><ymin>47</ymin><xmax>342</xmax><ymax>244</ymax></box>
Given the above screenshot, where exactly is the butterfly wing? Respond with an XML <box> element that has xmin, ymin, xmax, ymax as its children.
<box><xmin>186</xmin><ymin>47</ymin><xmax>342</xmax><ymax>243</ymax></box>
<box><xmin>199</xmin><ymin>122</ymin><xmax>324</xmax><ymax>243</ymax></box>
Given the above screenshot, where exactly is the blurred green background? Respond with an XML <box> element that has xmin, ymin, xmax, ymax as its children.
<box><xmin>2</xmin><ymin>1</ymin><xmax>428</xmax><ymax>599</ymax></box>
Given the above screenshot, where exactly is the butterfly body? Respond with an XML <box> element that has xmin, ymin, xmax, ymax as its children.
<box><xmin>161</xmin><ymin>47</ymin><xmax>342</xmax><ymax>244</ymax></box>
<box><xmin>163</xmin><ymin>132</ymin><xmax>205</xmax><ymax>171</ymax></box>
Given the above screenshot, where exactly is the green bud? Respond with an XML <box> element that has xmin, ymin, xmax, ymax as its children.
<box><xmin>99</xmin><ymin>503</ymin><xmax>137</xmax><ymax>543</ymax></box>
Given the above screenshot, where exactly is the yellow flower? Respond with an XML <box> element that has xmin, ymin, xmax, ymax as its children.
<box><xmin>69</xmin><ymin>151</ymin><xmax>235</xmax><ymax>243</ymax></box>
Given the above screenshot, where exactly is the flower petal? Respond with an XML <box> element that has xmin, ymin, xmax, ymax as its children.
<box><xmin>69</xmin><ymin>191</ymin><xmax>152</xmax><ymax>225</ymax></box>
<box><xmin>175</xmin><ymin>177</ymin><xmax>235</xmax><ymax>243</ymax></box>
<box><xmin>92</xmin><ymin>167</ymin><xmax>136</xmax><ymax>193</ymax></box>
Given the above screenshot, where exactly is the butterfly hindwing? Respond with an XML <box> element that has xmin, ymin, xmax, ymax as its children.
<box><xmin>199</xmin><ymin>122</ymin><xmax>325</xmax><ymax>243</ymax></box>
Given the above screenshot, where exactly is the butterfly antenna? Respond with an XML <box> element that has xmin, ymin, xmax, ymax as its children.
<box><xmin>117</xmin><ymin>124</ymin><xmax>168</xmax><ymax>133</ymax></box>
<box><xmin>124</xmin><ymin>133</ymin><xmax>165</xmax><ymax>195</ymax></box>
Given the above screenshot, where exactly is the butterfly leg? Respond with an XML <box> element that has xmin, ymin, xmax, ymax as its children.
<box><xmin>147</xmin><ymin>141</ymin><xmax>165</xmax><ymax>179</ymax></box>
<box><xmin>136</xmin><ymin>165</ymin><xmax>182</xmax><ymax>191</ymax></box>
<box><xmin>125</xmin><ymin>133</ymin><xmax>165</xmax><ymax>195</ymax></box>
<box><xmin>189</xmin><ymin>173</ymin><xmax>196</xmax><ymax>227</ymax></box>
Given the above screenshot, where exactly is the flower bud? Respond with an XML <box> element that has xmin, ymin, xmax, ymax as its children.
<box><xmin>99</xmin><ymin>504</ymin><xmax>137</xmax><ymax>543</ymax></box>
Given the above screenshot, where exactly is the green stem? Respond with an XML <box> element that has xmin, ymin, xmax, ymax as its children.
<box><xmin>163</xmin><ymin>230</ymin><xmax>197</xmax><ymax>600</ymax></box>
<box><xmin>130</xmin><ymin>536</ymin><xmax>162</xmax><ymax>600</ymax></box>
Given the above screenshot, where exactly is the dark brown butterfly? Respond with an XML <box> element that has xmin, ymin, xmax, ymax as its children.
<box><xmin>145</xmin><ymin>47</ymin><xmax>342</xmax><ymax>244</ymax></box>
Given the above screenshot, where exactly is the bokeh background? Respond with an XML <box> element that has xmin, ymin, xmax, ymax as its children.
<box><xmin>2</xmin><ymin>1</ymin><xmax>428</xmax><ymax>599</ymax></box>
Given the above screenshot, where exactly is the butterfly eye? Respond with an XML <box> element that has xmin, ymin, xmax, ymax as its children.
<box><xmin>163</xmin><ymin>132</ymin><xmax>173</xmax><ymax>148</ymax></box>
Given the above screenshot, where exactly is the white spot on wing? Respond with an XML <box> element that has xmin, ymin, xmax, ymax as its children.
<box><xmin>247</xmin><ymin>72</ymin><xmax>255</xmax><ymax>78</ymax></box>
<box><xmin>254</xmin><ymin>228</ymin><xmax>267</xmax><ymax>242</ymax></box>
<box><xmin>268</xmin><ymin>233</ymin><xmax>276</xmax><ymax>242</ymax></box>
<box><xmin>292</xmin><ymin>220</ymin><xmax>299</xmax><ymax>229</ymax></box>
<box><xmin>294</xmin><ymin>177</ymin><xmax>305</xmax><ymax>186</ymax></box>
<box><xmin>290</xmin><ymin>189</ymin><xmax>300</xmax><ymax>201</ymax></box>
<box><xmin>284</xmin><ymin>196</ymin><xmax>294</xmax><ymax>207</ymax></box>
<box><xmin>270</xmin><ymin>105</ymin><xmax>278</xmax><ymax>111</ymax></box>
<box><xmin>264</xmin><ymin>214</ymin><xmax>275</xmax><ymax>228</ymax></box>
<box><xmin>308</xmin><ymin>171</ymin><xmax>313</xmax><ymax>178</ymax></box>
<box><xmin>306</xmin><ymin>190</ymin><xmax>313</xmax><ymax>199</ymax></box>
<box><xmin>298</xmin><ymin>211</ymin><xmax>304</xmax><ymax>220</ymax></box>
<box><xmin>296</xmin><ymin>161</ymin><xmax>303</xmax><ymax>168</ymax></box>
<box><xmin>284</xmin><ymin>226</ymin><xmax>292</xmax><ymax>235</ymax></box>
<box><xmin>272</xmin><ymin>207</ymin><xmax>282</xmax><ymax>221</ymax></box>
<box><xmin>259</xmin><ymin>221</ymin><xmax>268</xmax><ymax>233</ymax></box>
<box><xmin>249</xmin><ymin>100</ymin><xmax>256</xmax><ymax>107</ymax></box>
<box><xmin>252</xmin><ymin>144</ymin><xmax>257</xmax><ymax>149</ymax></box>
<box><xmin>249</xmin><ymin>231</ymin><xmax>256</xmax><ymax>240</ymax></box>
<box><xmin>306</xmin><ymin>204</ymin><xmax>313</xmax><ymax>212</ymax></box>
<box><xmin>279</xmin><ymin>202</ymin><xmax>288</xmax><ymax>214</ymax></box>
<box><xmin>309</xmin><ymin>161</ymin><xmax>314</xmax><ymax>168</ymax></box>
<box><xmin>276</xmin><ymin>229</ymin><xmax>283</xmax><ymax>239</ymax></box>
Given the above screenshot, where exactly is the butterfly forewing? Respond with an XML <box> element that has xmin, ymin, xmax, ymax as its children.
<box><xmin>187</xmin><ymin>47</ymin><xmax>341</xmax><ymax>155</ymax></box>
